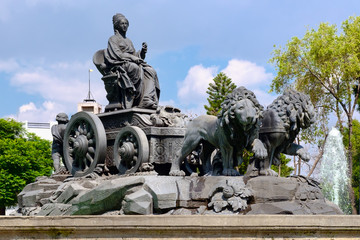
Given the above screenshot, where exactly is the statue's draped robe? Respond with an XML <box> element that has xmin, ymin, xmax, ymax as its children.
<box><xmin>104</xmin><ymin>31</ymin><xmax>160</xmax><ymax>108</ymax></box>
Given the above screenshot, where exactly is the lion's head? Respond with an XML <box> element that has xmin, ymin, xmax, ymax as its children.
<box><xmin>218</xmin><ymin>87</ymin><xmax>264</xmax><ymax>138</ymax></box>
<box><xmin>267</xmin><ymin>89</ymin><xmax>316</xmax><ymax>132</ymax></box>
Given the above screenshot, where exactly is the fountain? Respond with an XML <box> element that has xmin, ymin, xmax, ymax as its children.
<box><xmin>320</xmin><ymin>127</ymin><xmax>352</xmax><ymax>214</ymax></box>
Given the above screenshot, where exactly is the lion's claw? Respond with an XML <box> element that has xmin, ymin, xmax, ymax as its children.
<box><xmin>252</xmin><ymin>139</ymin><xmax>268</xmax><ymax>159</ymax></box>
<box><xmin>297</xmin><ymin>148</ymin><xmax>310</xmax><ymax>162</ymax></box>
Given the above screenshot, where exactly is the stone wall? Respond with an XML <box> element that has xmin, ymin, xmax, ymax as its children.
<box><xmin>0</xmin><ymin>215</ymin><xmax>360</xmax><ymax>239</ymax></box>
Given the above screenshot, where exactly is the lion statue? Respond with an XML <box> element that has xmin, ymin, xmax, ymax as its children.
<box><xmin>169</xmin><ymin>87</ymin><xmax>267</xmax><ymax>176</ymax></box>
<box><xmin>246</xmin><ymin>89</ymin><xmax>316</xmax><ymax>177</ymax></box>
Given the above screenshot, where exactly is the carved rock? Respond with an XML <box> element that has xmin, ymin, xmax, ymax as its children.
<box><xmin>122</xmin><ymin>188</ymin><xmax>153</xmax><ymax>215</ymax></box>
<box><xmin>18</xmin><ymin>175</ymin><xmax>342</xmax><ymax>216</ymax></box>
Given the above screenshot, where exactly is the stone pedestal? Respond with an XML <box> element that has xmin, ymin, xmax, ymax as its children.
<box><xmin>1</xmin><ymin>215</ymin><xmax>360</xmax><ymax>239</ymax></box>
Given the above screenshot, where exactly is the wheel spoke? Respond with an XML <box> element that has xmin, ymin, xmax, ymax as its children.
<box><xmin>78</xmin><ymin>125</ymin><xmax>83</xmax><ymax>134</ymax></box>
<box><xmin>86</xmin><ymin>153</ymin><xmax>93</xmax><ymax>164</ymax></box>
<box><xmin>88</xmin><ymin>147</ymin><xmax>95</xmax><ymax>154</ymax></box>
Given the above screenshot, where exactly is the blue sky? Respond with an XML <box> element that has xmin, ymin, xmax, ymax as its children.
<box><xmin>1</xmin><ymin>0</ymin><xmax>360</xmax><ymax>122</ymax></box>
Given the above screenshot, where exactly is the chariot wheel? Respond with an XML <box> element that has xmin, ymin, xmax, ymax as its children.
<box><xmin>63</xmin><ymin>112</ymin><xmax>107</xmax><ymax>177</ymax></box>
<box><xmin>114</xmin><ymin>126</ymin><xmax>149</xmax><ymax>174</ymax></box>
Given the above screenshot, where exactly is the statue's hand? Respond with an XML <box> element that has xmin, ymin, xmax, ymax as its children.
<box><xmin>131</xmin><ymin>56</ymin><xmax>144</xmax><ymax>64</ymax></box>
<box><xmin>142</xmin><ymin>42</ymin><xmax>148</xmax><ymax>53</ymax></box>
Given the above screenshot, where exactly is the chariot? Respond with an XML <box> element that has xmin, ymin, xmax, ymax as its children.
<box><xmin>62</xmin><ymin>107</ymin><xmax>187</xmax><ymax>177</ymax></box>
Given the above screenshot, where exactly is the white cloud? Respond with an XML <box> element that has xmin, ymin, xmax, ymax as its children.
<box><xmin>2</xmin><ymin>59</ymin><xmax>107</xmax><ymax>122</ymax></box>
<box><xmin>0</xmin><ymin>59</ymin><xmax>20</xmax><ymax>72</ymax></box>
<box><xmin>176</xmin><ymin>59</ymin><xmax>275</xmax><ymax>114</ymax></box>
<box><xmin>19</xmin><ymin>102</ymin><xmax>37</xmax><ymax>113</ymax></box>
<box><xmin>17</xmin><ymin>101</ymin><xmax>66</xmax><ymax>122</ymax></box>
<box><xmin>222</xmin><ymin>59</ymin><xmax>273</xmax><ymax>88</ymax></box>
<box><xmin>177</xmin><ymin>64</ymin><xmax>218</xmax><ymax>105</ymax></box>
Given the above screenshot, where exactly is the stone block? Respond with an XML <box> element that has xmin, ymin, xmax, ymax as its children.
<box><xmin>305</xmin><ymin>200</ymin><xmax>343</xmax><ymax>215</ymax></box>
<box><xmin>21</xmin><ymin>189</ymin><xmax>43</xmax><ymax>207</ymax></box>
<box><xmin>247</xmin><ymin>201</ymin><xmax>310</xmax><ymax>215</ymax></box>
<box><xmin>21</xmin><ymin>181</ymin><xmax>60</xmax><ymax>193</ymax></box>
<box><xmin>122</xmin><ymin>188</ymin><xmax>153</xmax><ymax>215</ymax></box>
<box><xmin>143</xmin><ymin>176</ymin><xmax>178</xmax><ymax>211</ymax></box>
<box><xmin>38</xmin><ymin>203</ymin><xmax>72</xmax><ymax>216</ymax></box>
<box><xmin>190</xmin><ymin>176</ymin><xmax>245</xmax><ymax>200</ymax></box>
<box><xmin>56</xmin><ymin>183</ymin><xmax>87</xmax><ymax>204</ymax></box>
<box><xmin>80</xmin><ymin>180</ymin><xmax>100</xmax><ymax>189</ymax></box>
<box><xmin>68</xmin><ymin>176</ymin><xmax>145</xmax><ymax>215</ymax></box>
<box><xmin>247</xmin><ymin>176</ymin><xmax>298</xmax><ymax>203</ymax></box>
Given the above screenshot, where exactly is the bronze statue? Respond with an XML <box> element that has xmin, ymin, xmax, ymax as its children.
<box><xmin>93</xmin><ymin>13</ymin><xmax>160</xmax><ymax>111</ymax></box>
<box><xmin>170</xmin><ymin>87</ymin><xmax>267</xmax><ymax>176</ymax></box>
<box><xmin>246</xmin><ymin>89</ymin><xmax>316</xmax><ymax>177</ymax></box>
<box><xmin>51</xmin><ymin>113</ymin><xmax>69</xmax><ymax>172</ymax></box>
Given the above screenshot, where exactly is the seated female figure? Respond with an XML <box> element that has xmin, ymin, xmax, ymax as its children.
<box><xmin>103</xmin><ymin>13</ymin><xmax>160</xmax><ymax>110</ymax></box>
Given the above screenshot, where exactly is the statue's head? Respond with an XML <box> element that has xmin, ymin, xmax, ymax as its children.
<box><xmin>112</xmin><ymin>13</ymin><xmax>129</xmax><ymax>33</ymax></box>
<box><xmin>56</xmin><ymin>113</ymin><xmax>69</xmax><ymax>123</ymax></box>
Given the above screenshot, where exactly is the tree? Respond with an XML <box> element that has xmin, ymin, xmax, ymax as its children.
<box><xmin>204</xmin><ymin>72</ymin><xmax>237</xmax><ymax>116</ymax></box>
<box><xmin>0</xmin><ymin>118</ymin><xmax>53</xmax><ymax>215</ymax></box>
<box><xmin>269</xmin><ymin>16</ymin><xmax>360</xmax><ymax>214</ymax></box>
<box><xmin>271</xmin><ymin>154</ymin><xmax>294</xmax><ymax>177</ymax></box>
<box><xmin>343</xmin><ymin>119</ymin><xmax>360</xmax><ymax>213</ymax></box>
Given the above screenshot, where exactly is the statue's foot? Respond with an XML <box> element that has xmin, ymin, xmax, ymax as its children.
<box><xmin>252</xmin><ymin>139</ymin><xmax>268</xmax><ymax>159</ymax></box>
<box><xmin>169</xmin><ymin>169</ymin><xmax>185</xmax><ymax>176</ymax></box>
<box><xmin>222</xmin><ymin>168</ymin><xmax>240</xmax><ymax>176</ymax></box>
<box><xmin>259</xmin><ymin>168</ymin><xmax>278</xmax><ymax>177</ymax></box>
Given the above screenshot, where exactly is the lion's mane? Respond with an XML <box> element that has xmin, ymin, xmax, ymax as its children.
<box><xmin>218</xmin><ymin>87</ymin><xmax>264</xmax><ymax>141</ymax></box>
<box><xmin>267</xmin><ymin>89</ymin><xmax>315</xmax><ymax>133</ymax></box>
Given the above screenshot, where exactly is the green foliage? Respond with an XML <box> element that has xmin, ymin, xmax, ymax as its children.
<box><xmin>238</xmin><ymin>150</ymin><xmax>252</xmax><ymax>175</ymax></box>
<box><xmin>343</xmin><ymin>119</ymin><xmax>360</xmax><ymax>212</ymax></box>
<box><xmin>0</xmin><ymin>119</ymin><xmax>52</xmax><ymax>209</ymax></box>
<box><xmin>237</xmin><ymin>152</ymin><xmax>293</xmax><ymax>177</ymax></box>
<box><xmin>0</xmin><ymin>118</ymin><xmax>25</xmax><ymax>139</ymax></box>
<box><xmin>270</xmin><ymin>154</ymin><xmax>294</xmax><ymax>177</ymax></box>
<box><xmin>269</xmin><ymin>15</ymin><xmax>360</xmax><ymax>213</ymax></box>
<box><xmin>269</xmin><ymin>16</ymin><xmax>360</xmax><ymax>125</ymax></box>
<box><xmin>204</xmin><ymin>72</ymin><xmax>237</xmax><ymax>116</ymax></box>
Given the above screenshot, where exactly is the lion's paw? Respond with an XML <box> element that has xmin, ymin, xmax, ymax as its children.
<box><xmin>169</xmin><ymin>170</ymin><xmax>185</xmax><ymax>176</ymax></box>
<box><xmin>297</xmin><ymin>148</ymin><xmax>310</xmax><ymax>162</ymax></box>
<box><xmin>222</xmin><ymin>168</ymin><xmax>240</xmax><ymax>176</ymax></box>
<box><xmin>259</xmin><ymin>168</ymin><xmax>278</xmax><ymax>177</ymax></box>
<box><xmin>252</xmin><ymin>139</ymin><xmax>268</xmax><ymax>159</ymax></box>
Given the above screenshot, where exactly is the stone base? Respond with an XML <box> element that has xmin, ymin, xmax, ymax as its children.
<box><xmin>1</xmin><ymin>215</ymin><xmax>360</xmax><ymax>239</ymax></box>
<box><xmin>18</xmin><ymin>175</ymin><xmax>342</xmax><ymax>216</ymax></box>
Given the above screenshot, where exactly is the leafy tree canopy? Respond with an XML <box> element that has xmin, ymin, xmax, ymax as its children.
<box><xmin>0</xmin><ymin>118</ymin><xmax>52</xmax><ymax>212</ymax></box>
<box><xmin>271</xmin><ymin>154</ymin><xmax>294</xmax><ymax>177</ymax></box>
<box><xmin>269</xmin><ymin>15</ymin><xmax>360</xmax><ymax>214</ymax></box>
<box><xmin>204</xmin><ymin>72</ymin><xmax>236</xmax><ymax>116</ymax></box>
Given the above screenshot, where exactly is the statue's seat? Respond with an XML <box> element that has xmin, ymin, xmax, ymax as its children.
<box><xmin>93</xmin><ymin>49</ymin><xmax>134</xmax><ymax>112</ymax></box>
<box><xmin>93</xmin><ymin>49</ymin><xmax>109</xmax><ymax>76</ymax></box>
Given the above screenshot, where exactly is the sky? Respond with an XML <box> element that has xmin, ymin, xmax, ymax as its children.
<box><xmin>1</xmin><ymin>0</ymin><xmax>360</xmax><ymax>123</ymax></box>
